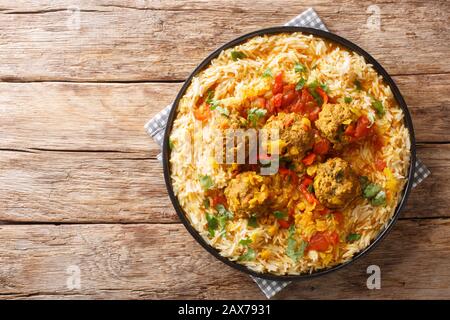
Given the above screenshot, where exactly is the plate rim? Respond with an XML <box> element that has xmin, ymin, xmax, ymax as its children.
<box><xmin>162</xmin><ymin>26</ymin><xmax>416</xmax><ymax>281</ymax></box>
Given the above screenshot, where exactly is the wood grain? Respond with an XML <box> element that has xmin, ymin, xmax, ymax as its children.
<box><xmin>0</xmin><ymin>144</ymin><xmax>448</xmax><ymax>223</ymax></box>
<box><xmin>0</xmin><ymin>0</ymin><xmax>448</xmax><ymax>300</ymax></box>
<box><xmin>0</xmin><ymin>74</ymin><xmax>448</xmax><ymax>156</ymax></box>
<box><xmin>0</xmin><ymin>219</ymin><xmax>448</xmax><ymax>299</ymax></box>
<box><xmin>0</xmin><ymin>0</ymin><xmax>448</xmax><ymax>81</ymax></box>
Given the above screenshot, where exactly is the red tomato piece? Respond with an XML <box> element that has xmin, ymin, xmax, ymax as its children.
<box><xmin>282</xmin><ymin>90</ymin><xmax>296</xmax><ymax>108</ymax></box>
<box><xmin>212</xmin><ymin>195</ymin><xmax>227</xmax><ymax>207</ymax></box>
<box><xmin>278</xmin><ymin>219</ymin><xmax>291</xmax><ymax>229</ymax></box>
<box><xmin>316</xmin><ymin>87</ymin><xmax>329</xmax><ymax>105</ymax></box>
<box><xmin>313</xmin><ymin>139</ymin><xmax>330</xmax><ymax>155</ymax></box>
<box><xmin>193</xmin><ymin>105</ymin><xmax>211</xmax><ymax>122</ymax></box>
<box><xmin>354</xmin><ymin>115</ymin><xmax>371</xmax><ymax>139</ymax></box>
<box><xmin>332</xmin><ymin>212</ymin><xmax>344</xmax><ymax>226</ymax></box>
<box><xmin>307</xmin><ymin>232</ymin><xmax>330</xmax><ymax>252</ymax></box>
<box><xmin>302</xmin><ymin>153</ymin><xmax>316</xmax><ymax>166</ymax></box>
<box><xmin>375</xmin><ymin>156</ymin><xmax>387</xmax><ymax>171</ymax></box>
<box><xmin>272</xmin><ymin>93</ymin><xmax>283</xmax><ymax>109</ymax></box>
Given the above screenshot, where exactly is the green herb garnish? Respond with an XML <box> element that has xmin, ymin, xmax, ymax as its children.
<box><xmin>203</xmin><ymin>198</ymin><xmax>210</xmax><ymax>209</ymax></box>
<box><xmin>347</xmin><ymin>233</ymin><xmax>361</xmax><ymax>242</ymax></box>
<box><xmin>307</xmin><ymin>184</ymin><xmax>314</xmax><ymax>193</ymax></box>
<box><xmin>286</xmin><ymin>225</ymin><xmax>308</xmax><ymax>262</ymax></box>
<box><xmin>273</xmin><ymin>211</ymin><xmax>287</xmax><ymax>219</ymax></box>
<box><xmin>206</xmin><ymin>213</ymin><xmax>218</xmax><ymax>237</ymax></box>
<box><xmin>371</xmin><ymin>99</ymin><xmax>385</xmax><ymax>117</ymax></box>
<box><xmin>354</xmin><ymin>79</ymin><xmax>363</xmax><ymax>90</ymax></box>
<box><xmin>359</xmin><ymin>176</ymin><xmax>370</xmax><ymax>190</ymax></box>
<box><xmin>294</xmin><ymin>62</ymin><xmax>306</xmax><ymax>73</ymax></box>
<box><xmin>238</xmin><ymin>248</ymin><xmax>256</xmax><ymax>261</ymax></box>
<box><xmin>239</xmin><ymin>238</ymin><xmax>253</xmax><ymax>246</ymax></box>
<box><xmin>371</xmin><ymin>190</ymin><xmax>387</xmax><ymax>206</ymax></box>
<box><xmin>247</xmin><ymin>108</ymin><xmax>267</xmax><ymax>126</ymax></box>
<box><xmin>320</xmin><ymin>83</ymin><xmax>330</xmax><ymax>94</ymax></box>
<box><xmin>168</xmin><ymin>139</ymin><xmax>174</xmax><ymax>151</ymax></box>
<box><xmin>295</xmin><ymin>78</ymin><xmax>306</xmax><ymax>91</ymax></box>
<box><xmin>344</xmin><ymin>96</ymin><xmax>353</xmax><ymax>103</ymax></box>
<box><xmin>363</xmin><ymin>183</ymin><xmax>382</xmax><ymax>199</ymax></box>
<box><xmin>216</xmin><ymin>204</ymin><xmax>233</xmax><ymax>219</ymax></box>
<box><xmin>262</xmin><ymin>68</ymin><xmax>273</xmax><ymax>78</ymax></box>
<box><xmin>231</xmin><ymin>50</ymin><xmax>246</xmax><ymax>61</ymax></box>
<box><xmin>199</xmin><ymin>175</ymin><xmax>213</xmax><ymax>190</ymax></box>
<box><xmin>359</xmin><ymin>176</ymin><xmax>387</xmax><ymax>207</ymax></box>
<box><xmin>248</xmin><ymin>215</ymin><xmax>258</xmax><ymax>228</ymax></box>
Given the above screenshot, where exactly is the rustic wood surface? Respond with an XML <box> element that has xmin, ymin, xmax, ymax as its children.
<box><xmin>0</xmin><ymin>0</ymin><xmax>449</xmax><ymax>299</ymax></box>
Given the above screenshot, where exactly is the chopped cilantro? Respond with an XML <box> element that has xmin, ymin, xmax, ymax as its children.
<box><xmin>231</xmin><ymin>50</ymin><xmax>246</xmax><ymax>61</ymax></box>
<box><xmin>198</xmin><ymin>175</ymin><xmax>213</xmax><ymax>190</ymax></box>
<box><xmin>347</xmin><ymin>233</ymin><xmax>361</xmax><ymax>242</ymax></box>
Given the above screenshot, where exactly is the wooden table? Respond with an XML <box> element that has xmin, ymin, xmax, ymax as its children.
<box><xmin>0</xmin><ymin>0</ymin><xmax>449</xmax><ymax>299</ymax></box>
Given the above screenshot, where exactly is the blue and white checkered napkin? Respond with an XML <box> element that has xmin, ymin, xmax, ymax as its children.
<box><xmin>145</xmin><ymin>8</ymin><xmax>430</xmax><ymax>299</ymax></box>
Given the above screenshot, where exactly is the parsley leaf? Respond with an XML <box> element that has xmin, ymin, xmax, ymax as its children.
<box><xmin>198</xmin><ymin>175</ymin><xmax>213</xmax><ymax>190</ymax></box>
<box><xmin>248</xmin><ymin>215</ymin><xmax>258</xmax><ymax>228</ymax></box>
<box><xmin>294</xmin><ymin>62</ymin><xmax>306</xmax><ymax>73</ymax></box>
<box><xmin>203</xmin><ymin>198</ymin><xmax>210</xmax><ymax>209</ymax></box>
<box><xmin>247</xmin><ymin>107</ymin><xmax>267</xmax><ymax>126</ymax></box>
<box><xmin>359</xmin><ymin>176</ymin><xmax>370</xmax><ymax>190</ymax></box>
<box><xmin>215</xmin><ymin>106</ymin><xmax>230</xmax><ymax>117</ymax></box>
<box><xmin>295</xmin><ymin>78</ymin><xmax>306</xmax><ymax>91</ymax></box>
<box><xmin>262</xmin><ymin>68</ymin><xmax>273</xmax><ymax>78</ymax></box>
<box><xmin>286</xmin><ymin>225</ymin><xmax>308</xmax><ymax>262</ymax></box>
<box><xmin>273</xmin><ymin>211</ymin><xmax>287</xmax><ymax>219</ymax></box>
<box><xmin>205</xmin><ymin>213</ymin><xmax>218</xmax><ymax>237</ymax></box>
<box><xmin>168</xmin><ymin>139</ymin><xmax>174</xmax><ymax>151</ymax></box>
<box><xmin>231</xmin><ymin>50</ymin><xmax>246</xmax><ymax>61</ymax></box>
<box><xmin>344</xmin><ymin>96</ymin><xmax>353</xmax><ymax>103</ymax></box>
<box><xmin>216</xmin><ymin>204</ymin><xmax>234</xmax><ymax>220</ymax></box>
<box><xmin>347</xmin><ymin>233</ymin><xmax>361</xmax><ymax>242</ymax></box>
<box><xmin>354</xmin><ymin>79</ymin><xmax>363</xmax><ymax>90</ymax></box>
<box><xmin>363</xmin><ymin>183</ymin><xmax>382</xmax><ymax>199</ymax></box>
<box><xmin>371</xmin><ymin>190</ymin><xmax>387</xmax><ymax>206</ymax></box>
<box><xmin>371</xmin><ymin>99</ymin><xmax>385</xmax><ymax>117</ymax></box>
<box><xmin>320</xmin><ymin>83</ymin><xmax>330</xmax><ymax>94</ymax></box>
<box><xmin>238</xmin><ymin>248</ymin><xmax>256</xmax><ymax>261</ymax></box>
<box><xmin>239</xmin><ymin>238</ymin><xmax>252</xmax><ymax>246</ymax></box>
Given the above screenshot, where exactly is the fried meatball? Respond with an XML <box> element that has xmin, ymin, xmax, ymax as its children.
<box><xmin>315</xmin><ymin>103</ymin><xmax>353</xmax><ymax>145</ymax></box>
<box><xmin>313</xmin><ymin>157</ymin><xmax>360</xmax><ymax>209</ymax></box>
<box><xmin>215</xmin><ymin>112</ymin><xmax>249</xmax><ymax>164</ymax></box>
<box><xmin>224</xmin><ymin>171</ymin><xmax>270</xmax><ymax>218</ymax></box>
<box><xmin>263</xmin><ymin>112</ymin><xmax>314</xmax><ymax>157</ymax></box>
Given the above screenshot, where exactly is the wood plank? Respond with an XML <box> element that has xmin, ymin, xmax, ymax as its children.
<box><xmin>0</xmin><ymin>219</ymin><xmax>448</xmax><ymax>299</ymax></box>
<box><xmin>0</xmin><ymin>0</ymin><xmax>448</xmax><ymax>81</ymax></box>
<box><xmin>0</xmin><ymin>144</ymin><xmax>447</xmax><ymax>223</ymax></box>
<box><xmin>0</xmin><ymin>75</ymin><xmax>448</xmax><ymax>155</ymax></box>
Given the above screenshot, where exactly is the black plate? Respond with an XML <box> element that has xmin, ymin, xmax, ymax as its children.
<box><xmin>162</xmin><ymin>26</ymin><xmax>416</xmax><ymax>281</ymax></box>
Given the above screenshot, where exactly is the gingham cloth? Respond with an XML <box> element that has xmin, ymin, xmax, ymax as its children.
<box><xmin>145</xmin><ymin>8</ymin><xmax>431</xmax><ymax>299</ymax></box>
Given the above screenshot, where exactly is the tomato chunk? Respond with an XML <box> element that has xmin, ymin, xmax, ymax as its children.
<box><xmin>375</xmin><ymin>156</ymin><xmax>387</xmax><ymax>171</ymax></box>
<box><xmin>308</xmin><ymin>231</ymin><xmax>339</xmax><ymax>252</ymax></box>
<box><xmin>302</xmin><ymin>153</ymin><xmax>316</xmax><ymax>166</ymax></box>
<box><xmin>307</xmin><ymin>232</ymin><xmax>330</xmax><ymax>252</ymax></box>
<box><xmin>272</xmin><ymin>71</ymin><xmax>284</xmax><ymax>95</ymax></box>
<box><xmin>313</xmin><ymin>139</ymin><xmax>330</xmax><ymax>155</ymax></box>
<box><xmin>272</xmin><ymin>93</ymin><xmax>283</xmax><ymax>110</ymax></box>
<box><xmin>354</xmin><ymin>115</ymin><xmax>371</xmax><ymax>139</ymax></box>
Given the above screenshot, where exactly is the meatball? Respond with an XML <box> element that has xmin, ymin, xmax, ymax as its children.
<box><xmin>215</xmin><ymin>112</ymin><xmax>248</xmax><ymax>164</ymax></box>
<box><xmin>313</xmin><ymin>157</ymin><xmax>360</xmax><ymax>209</ymax></box>
<box><xmin>224</xmin><ymin>171</ymin><xmax>270</xmax><ymax>218</ymax></box>
<box><xmin>315</xmin><ymin>103</ymin><xmax>353</xmax><ymax>145</ymax></box>
<box><xmin>263</xmin><ymin>112</ymin><xmax>314</xmax><ymax>157</ymax></box>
